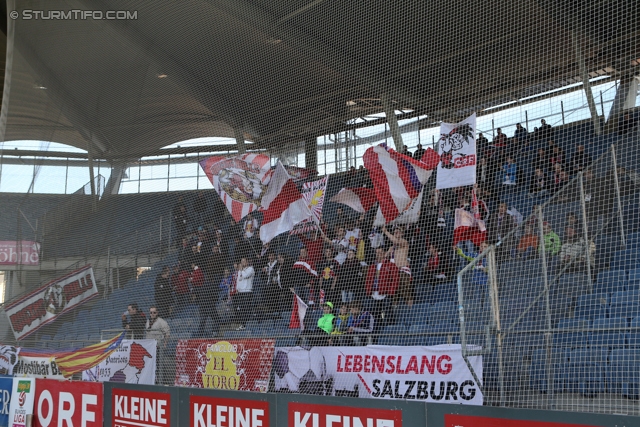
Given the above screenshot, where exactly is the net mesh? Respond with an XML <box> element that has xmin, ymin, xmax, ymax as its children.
<box><xmin>0</xmin><ymin>0</ymin><xmax>638</xmax><ymax>413</ymax></box>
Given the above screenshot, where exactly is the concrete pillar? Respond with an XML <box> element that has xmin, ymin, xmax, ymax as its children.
<box><xmin>234</xmin><ymin>127</ymin><xmax>246</xmax><ymax>154</ymax></box>
<box><xmin>381</xmin><ymin>93</ymin><xmax>404</xmax><ymax>151</ymax></box>
<box><xmin>605</xmin><ymin>75</ymin><xmax>638</xmax><ymax>133</ymax></box>
<box><xmin>572</xmin><ymin>32</ymin><xmax>601</xmax><ymax>135</ymax></box>
<box><xmin>305</xmin><ymin>137</ymin><xmax>318</xmax><ymax>172</ymax></box>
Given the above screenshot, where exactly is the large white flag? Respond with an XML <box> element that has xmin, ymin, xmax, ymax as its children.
<box><xmin>435</xmin><ymin>113</ymin><xmax>477</xmax><ymax>189</ymax></box>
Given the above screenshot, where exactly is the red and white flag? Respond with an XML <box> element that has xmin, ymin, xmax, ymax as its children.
<box><xmin>289</xmin><ymin>294</ymin><xmax>308</xmax><ymax>330</ymax></box>
<box><xmin>292</xmin><ymin>260</ymin><xmax>318</xmax><ymax>277</ymax></box>
<box><xmin>259</xmin><ymin>162</ymin><xmax>312</xmax><ymax>244</ymax></box>
<box><xmin>453</xmin><ymin>191</ymin><xmax>487</xmax><ymax>247</ymax></box>
<box><xmin>199</xmin><ymin>154</ymin><xmax>272</xmax><ymax>222</ymax></box>
<box><xmin>330</xmin><ymin>187</ymin><xmax>377</xmax><ymax>213</ymax></box>
<box><xmin>363</xmin><ymin>144</ymin><xmax>439</xmax><ymax>223</ymax></box>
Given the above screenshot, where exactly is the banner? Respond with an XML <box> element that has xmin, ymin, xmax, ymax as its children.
<box><xmin>4</xmin><ymin>266</ymin><xmax>97</xmax><ymax>340</ymax></box>
<box><xmin>13</xmin><ymin>355</ymin><xmax>63</xmax><ymax>380</ymax></box>
<box><xmin>199</xmin><ymin>154</ymin><xmax>273</xmax><ymax>222</ymax></box>
<box><xmin>289</xmin><ymin>402</ymin><xmax>402</xmax><ymax>427</ymax></box>
<box><xmin>282</xmin><ymin>165</ymin><xmax>316</xmax><ymax>183</ymax></box>
<box><xmin>82</xmin><ymin>339</ymin><xmax>156</xmax><ymax>384</ymax></box>
<box><xmin>190</xmin><ymin>395</ymin><xmax>269</xmax><ymax>427</ymax></box>
<box><xmin>0</xmin><ymin>347</ymin><xmax>20</xmax><ymax>376</ymax></box>
<box><xmin>373</xmin><ymin>189</ymin><xmax>424</xmax><ymax>226</ymax></box>
<box><xmin>111</xmin><ymin>387</ymin><xmax>171</xmax><ymax>427</ymax></box>
<box><xmin>0</xmin><ymin>376</ymin><xmax>12</xmax><ymax>427</ymax></box>
<box><xmin>174</xmin><ymin>339</ymin><xmax>275</xmax><ymax>392</ymax></box>
<box><xmin>301</xmin><ymin>177</ymin><xmax>328</xmax><ymax>224</ymax></box>
<box><xmin>272</xmin><ymin>344</ymin><xmax>483</xmax><ymax>405</ymax></box>
<box><xmin>436</xmin><ymin>113</ymin><xmax>477</xmax><ymax>190</ymax></box>
<box><xmin>8</xmin><ymin>378</ymin><xmax>34</xmax><ymax>427</ymax></box>
<box><xmin>33</xmin><ymin>379</ymin><xmax>102</xmax><ymax>427</ymax></box>
<box><xmin>0</xmin><ymin>242</ymin><xmax>40</xmax><ymax>266</ymax></box>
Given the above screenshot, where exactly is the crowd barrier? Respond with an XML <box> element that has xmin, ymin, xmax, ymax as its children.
<box><xmin>1</xmin><ymin>375</ymin><xmax>639</xmax><ymax>427</ymax></box>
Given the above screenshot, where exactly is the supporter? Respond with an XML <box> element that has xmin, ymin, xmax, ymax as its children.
<box><xmin>382</xmin><ymin>225</ymin><xmax>413</xmax><ymax>307</ymax></box>
<box><xmin>233</xmin><ymin>257</ymin><xmax>255</xmax><ymax>330</ymax></box>
<box><xmin>539</xmin><ymin>119</ymin><xmax>553</xmax><ymax>140</ymax></box>
<box><xmin>533</xmin><ymin>148</ymin><xmax>549</xmax><ymax>173</ymax></box>
<box><xmin>193</xmin><ymin>192</ymin><xmax>208</xmax><ymax>227</ymax></box>
<box><xmin>310</xmin><ymin>301</ymin><xmax>335</xmax><ymax>346</ymax></box>
<box><xmin>122</xmin><ymin>302</ymin><xmax>147</xmax><ymax>339</ymax></box>
<box><xmin>337</xmin><ymin>249</ymin><xmax>365</xmax><ymax>303</ymax></box>
<box><xmin>549</xmin><ymin>146</ymin><xmax>565</xmax><ymax>168</ymax></box>
<box><xmin>502</xmin><ymin>157</ymin><xmax>517</xmax><ymax>186</ymax></box>
<box><xmin>344</xmin><ymin>220</ymin><xmax>362</xmax><ymax>252</ymax></box>
<box><xmin>424</xmin><ymin>243</ymin><xmax>447</xmax><ymax>283</ymax></box>
<box><xmin>173</xmin><ymin>203</ymin><xmax>189</xmax><ymax>244</ymax></box>
<box><xmin>194</xmin><ymin>264</ymin><xmax>221</xmax><ymax>339</ymax></box>
<box><xmin>365</xmin><ymin>247</ymin><xmax>398</xmax><ymax>329</ymax></box>
<box><xmin>529</xmin><ymin>168</ymin><xmax>549</xmax><ymax>198</ymax></box>
<box><xmin>331</xmin><ymin>304</ymin><xmax>351</xmax><ymax>336</ymax></box>
<box><xmin>323</xmin><ymin>226</ymin><xmax>349</xmax><ymax>264</ymax></box>
<box><xmin>618</xmin><ymin>112</ymin><xmax>637</xmax><ymax>135</ymax></box>
<box><xmin>145</xmin><ymin>306</ymin><xmax>170</xmax><ymax>385</ymax></box>
<box><xmin>569</xmin><ymin>145</ymin><xmax>592</xmax><ymax>174</ymax></box>
<box><xmin>486</xmin><ymin>202</ymin><xmax>516</xmax><ymax>261</ymax></box>
<box><xmin>493</xmin><ymin>128</ymin><xmax>507</xmax><ymax>148</ymax></box>
<box><xmin>241</xmin><ymin>213</ymin><xmax>260</xmax><ymax>254</ymax></box>
<box><xmin>413</xmin><ymin>143</ymin><xmax>426</xmax><ymax>161</ymax></box>
<box><xmin>541</xmin><ymin>222</ymin><xmax>561</xmax><ymax>257</ymax></box>
<box><xmin>565</xmin><ymin>212</ymin><xmax>582</xmax><ymax>238</ymax></box>
<box><xmin>204</xmin><ymin>243</ymin><xmax>227</xmax><ymax>292</ymax></box>
<box><xmin>477</xmin><ymin>132</ymin><xmax>489</xmax><ymax>154</ymax></box>
<box><xmin>291</xmin><ymin>247</ymin><xmax>319</xmax><ymax>304</ymax></box>
<box><xmin>318</xmin><ymin>248</ymin><xmax>339</xmax><ymax>304</ymax></box>
<box><xmin>266</xmin><ymin>254</ymin><xmax>292</xmax><ymax>314</ymax></box>
<box><xmin>172</xmin><ymin>266</ymin><xmax>191</xmax><ymax>311</ymax></box>
<box><xmin>298</xmin><ymin>231</ymin><xmax>324</xmax><ymax>266</ymax></box>
<box><xmin>332</xmin><ymin>207</ymin><xmax>348</xmax><ymax>230</ymax></box>
<box><xmin>345</xmin><ymin>301</ymin><xmax>375</xmax><ymax>346</ymax></box>
<box><xmin>513</xmin><ymin>225</ymin><xmax>538</xmax><ymax>259</ymax></box>
<box><xmin>219</xmin><ymin>268</ymin><xmax>234</xmax><ymax>303</ymax></box>
<box><xmin>154</xmin><ymin>266</ymin><xmax>173</xmax><ymax>319</ymax></box>
<box><xmin>551</xmin><ymin>163</ymin><xmax>569</xmax><ymax>194</ymax></box>
<box><xmin>401</xmin><ymin>146</ymin><xmax>412</xmax><ymax>158</ymax></box>
<box><xmin>514</xmin><ymin>123</ymin><xmax>528</xmax><ymax>142</ymax></box>
<box><xmin>559</xmin><ymin>227</ymin><xmax>595</xmax><ymax>273</ymax></box>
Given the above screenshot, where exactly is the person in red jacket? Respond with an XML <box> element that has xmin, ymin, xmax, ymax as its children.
<box><xmin>172</xmin><ymin>267</ymin><xmax>191</xmax><ymax>311</ymax></box>
<box><xmin>365</xmin><ymin>248</ymin><xmax>399</xmax><ymax>329</ymax></box>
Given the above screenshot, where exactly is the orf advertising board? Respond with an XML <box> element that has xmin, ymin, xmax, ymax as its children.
<box><xmin>174</xmin><ymin>339</ymin><xmax>275</xmax><ymax>392</ymax></box>
<box><xmin>5</xmin><ymin>265</ymin><xmax>98</xmax><ymax>340</ymax></box>
<box><xmin>289</xmin><ymin>402</ymin><xmax>402</xmax><ymax>427</ymax></box>
<box><xmin>0</xmin><ymin>241</ymin><xmax>40</xmax><ymax>266</ymax></box>
<box><xmin>190</xmin><ymin>395</ymin><xmax>269</xmax><ymax>427</ymax></box>
<box><xmin>272</xmin><ymin>344</ymin><xmax>483</xmax><ymax>405</ymax></box>
<box><xmin>8</xmin><ymin>378</ymin><xmax>35</xmax><ymax>427</ymax></box>
<box><xmin>32</xmin><ymin>379</ymin><xmax>102</xmax><ymax>427</ymax></box>
<box><xmin>111</xmin><ymin>387</ymin><xmax>171</xmax><ymax>427</ymax></box>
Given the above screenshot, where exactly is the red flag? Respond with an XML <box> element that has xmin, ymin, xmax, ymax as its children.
<box><xmin>289</xmin><ymin>294</ymin><xmax>308</xmax><ymax>330</ymax></box>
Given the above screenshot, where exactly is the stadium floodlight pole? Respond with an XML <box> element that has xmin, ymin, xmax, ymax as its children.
<box><xmin>381</xmin><ymin>93</ymin><xmax>404</xmax><ymax>152</ymax></box>
<box><xmin>578</xmin><ymin>172</ymin><xmax>594</xmax><ymax>293</ymax></box>
<box><xmin>536</xmin><ymin>205</ymin><xmax>555</xmax><ymax>409</ymax></box>
<box><xmin>610</xmin><ymin>145</ymin><xmax>627</xmax><ymax>248</ymax></box>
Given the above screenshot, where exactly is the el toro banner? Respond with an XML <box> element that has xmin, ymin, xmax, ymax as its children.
<box><xmin>174</xmin><ymin>339</ymin><xmax>275</xmax><ymax>392</ymax></box>
<box><xmin>272</xmin><ymin>344</ymin><xmax>483</xmax><ymax>405</ymax></box>
<box><xmin>5</xmin><ymin>266</ymin><xmax>98</xmax><ymax>340</ymax></box>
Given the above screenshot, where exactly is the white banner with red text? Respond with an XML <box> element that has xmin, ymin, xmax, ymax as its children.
<box><xmin>272</xmin><ymin>344</ymin><xmax>483</xmax><ymax>405</ymax></box>
<box><xmin>4</xmin><ymin>266</ymin><xmax>98</xmax><ymax>340</ymax></box>
<box><xmin>82</xmin><ymin>339</ymin><xmax>157</xmax><ymax>385</ymax></box>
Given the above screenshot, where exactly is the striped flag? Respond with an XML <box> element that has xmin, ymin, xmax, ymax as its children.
<box><xmin>330</xmin><ymin>187</ymin><xmax>377</xmax><ymax>213</ymax></box>
<box><xmin>55</xmin><ymin>332</ymin><xmax>125</xmax><ymax>378</ymax></box>
<box><xmin>199</xmin><ymin>154</ymin><xmax>273</xmax><ymax>222</ymax></box>
<box><xmin>363</xmin><ymin>143</ymin><xmax>439</xmax><ymax>223</ymax></box>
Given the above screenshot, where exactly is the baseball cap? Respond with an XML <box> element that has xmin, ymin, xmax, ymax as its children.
<box><xmin>324</xmin><ymin>301</ymin><xmax>334</xmax><ymax>309</ymax></box>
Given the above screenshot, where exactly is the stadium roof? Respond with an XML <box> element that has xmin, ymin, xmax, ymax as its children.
<box><xmin>3</xmin><ymin>0</ymin><xmax>639</xmax><ymax>160</ymax></box>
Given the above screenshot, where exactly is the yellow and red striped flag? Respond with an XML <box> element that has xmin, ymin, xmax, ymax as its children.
<box><xmin>55</xmin><ymin>332</ymin><xmax>125</xmax><ymax>378</ymax></box>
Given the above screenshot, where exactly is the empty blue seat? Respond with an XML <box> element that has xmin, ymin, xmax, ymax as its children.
<box><xmin>626</xmin><ymin>317</ymin><xmax>640</xmax><ymax>348</ymax></box>
<box><xmin>574</xmin><ymin>293</ymin><xmax>608</xmax><ymax>321</ymax></box>
<box><xmin>595</xmin><ymin>270</ymin><xmax>628</xmax><ymax>295</ymax></box>
<box><xmin>607</xmin><ymin>349</ymin><xmax>640</xmax><ymax>398</ymax></box>
<box><xmin>529</xmin><ymin>348</ymin><xmax>568</xmax><ymax>392</ymax></box>
<box><xmin>556</xmin><ymin>274</ymin><xmax>590</xmax><ymax>299</ymax></box>
<box><xmin>429</xmin><ymin>301</ymin><xmax>457</xmax><ymax>324</ymax></box>
<box><xmin>589</xmin><ymin>317</ymin><xmax>627</xmax><ymax>349</ymax></box>
<box><xmin>628</xmin><ymin>268</ymin><xmax>640</xmax><ymax>291</ymax></box>
<box><xmin>610</xmin><ymin>250</ymin><xmax>640</xmax><ymax>270</ymax></box>
<box><xmin>407</xmin><ymin>324</ymin><xmax>429</xmax><ymax>346</ymax></box>
<box><xmin>609</xmin><ymin>290</ymin><xmax>640</xmax><ymax>319</ymax></box>
<box><xmin>554</xmin><ymin>318</ymin><xmax>589</xmax><ymax>350</ymax></box>
<box><xmin>565</xmin><ymin>347</ymin><xmax>607</xmax><ymax>396</ymax></box>
<box><xmin>378</xmin><ymin>324</ymin><xmax>407</xmax><ymax>346</ymax></box>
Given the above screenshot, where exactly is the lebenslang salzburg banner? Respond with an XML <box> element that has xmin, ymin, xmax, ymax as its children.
<box><xmin>5</xmin><ymin>266</ymin><xmax>97</xmax><ymax>340</ymax></box>
<box><xmin>272</xmin><ymin>344</ymin><xmax>483</xmax><ymax>405</ymax></box>
<box><xmin>174</xmin><ymin>339</ymin><xmax>275</xmax><ymax>392</ymax></box>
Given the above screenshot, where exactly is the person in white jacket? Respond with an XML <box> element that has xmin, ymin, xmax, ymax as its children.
<box><xmin>233</xmin><ymin>257</ymin><xmax>255</xmax><ymax>330</ymax></box>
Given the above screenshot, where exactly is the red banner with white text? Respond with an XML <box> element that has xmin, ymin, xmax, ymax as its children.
<box><xmin>0</xmin><ymin>241</ymin><xmax>40</xmax><ymax>266</ymax></box>
<box><xmin>33</xmin><ymin>379</ymin><xmax>103</xmax><ymax>427</ymax></box>
<box><xmin>174</xmin><ymin>339</ymin><xmax>275</xmax><ymax>392</ymax></box>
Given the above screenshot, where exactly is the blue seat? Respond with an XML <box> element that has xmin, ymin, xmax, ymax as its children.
<box><xmin>589</xmin><ymin>317</ymin><xmax>627</xmax><ymax>349</ymax></box>
<box><xmin>627</xmin><ymin>268</ymin><xmax>640</xmax><ymax>291</ymax></box>
<box><xmin>626</xmin><ymin>317</ymin><xmax>640</xmax><ymax>348</ymax></box>
<box><xmin>595</xmin><ymin>270</ymin><xmax>628</xmax><ymax>295</ymax></box>
<box><xmin>555</xmin><ymin>273</ymin><xmax>590</xmax><ymax>299</ymax></box>
<box><xmin>610</xmin><ymin>250</ymin><xmax>640</xmax><ymax>270</ymax></box>
<box><xmin>429</xmin><ymin>301</ymin><xmax>457</xmax><ymax>324</ymax></box>
<box><xmin>407</xmin><ymin>324</ymin><xmax>429</xmax><ymax>345</ymax></box>
<box><xmin>378</xmin><ymin>324</ymin><xmax>407</xmax><ymax>346</ymax></box>
<box><xmin>565</xmin><ymin>347</ymin><xmax>607</xmax><ymax>396</ymax></box>
<box><xmin>553</xmin><ymin>318</ymin><xmax>589</xmax><ymax>350</ymax></box>
<box><xmin>607</xmin><ymin>349</ymin><xmax>640</xmax><ymax>398</ymax></box>
<box><xmin>529</xmin><ymin>348</ymin><xmax>568</xmax><ymax>392</ymax></box>
<box><xmin>574</xmin><ymin>293</ymin><xmax>608</xmax><ymax>321</ymax></box>
<box><xmin>425</xmin><ymin>323</ymin><xmax>456</xmax><ymax>346</ymax></box>
<box><xmin>609</xmin><ymin>290</ymin><xmax>640</xmax><ymax>319</ymax></box>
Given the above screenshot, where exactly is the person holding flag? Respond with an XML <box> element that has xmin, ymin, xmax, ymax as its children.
<box><xmin>382</xmin><ymin>225</ymin><xmax>413</xmax><ymax>307</ymax></box>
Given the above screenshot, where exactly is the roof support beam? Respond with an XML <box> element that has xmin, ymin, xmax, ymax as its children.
<box><xmin>234</xmin><ymin>127</ymin><xmax>246</xmax><ymax>154</ymax></box>
<box><xmin>604</xmin><ymin>75</ymin><xmax>638</xmax><ymax>133</ymax></box>
<box><xmin>381</xmin><ymin>93</ymin><xmax>404</xmax><ymax>151</ymax></box>
<box><xmin>572</xmin><ymin>32</ymin><xmax>601</xmax><ymax>136</ymax></box>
